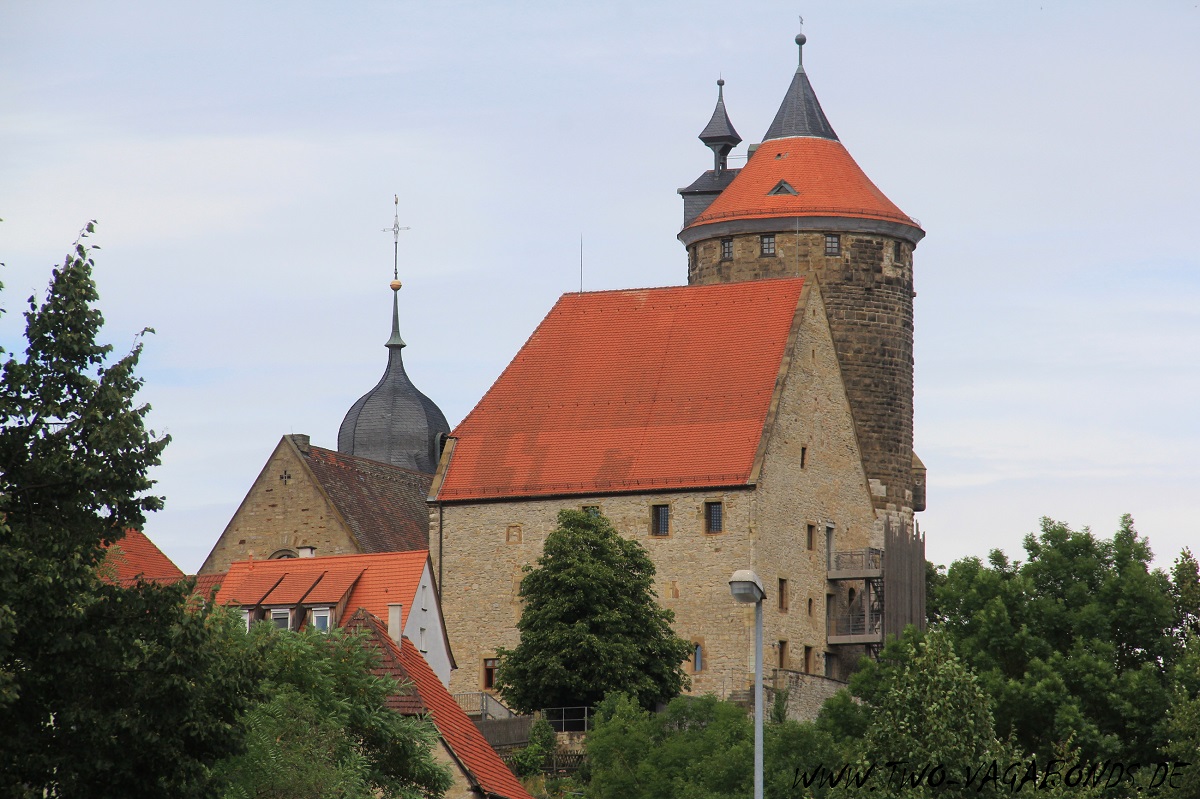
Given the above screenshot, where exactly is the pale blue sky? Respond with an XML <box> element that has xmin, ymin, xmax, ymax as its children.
<box><xmin>2</xmin><ymin>1</ymin><xmax>1197</xmax><ymax>573</ymax></box>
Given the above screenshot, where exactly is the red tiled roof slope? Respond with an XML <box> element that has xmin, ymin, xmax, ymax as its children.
<box><xmin>302</xmin><ymin>445</ymin><xmax>433</xmax><ymax>553</ymax></box>
<box><xmin>438</xmin><ymin>279</ymin><xmax>805</xmax><ymax>501</ymax></box>
<box><xmin>689</xmin><ymin>137</ymin><xmax>915</xmax><ymax>229</ymax></box>
<box><xmin>346</xmin><ymin>610</ymin><xmax>534</xmax><ymax>799</ymax></box>
<box><xmin>213</xmin><ymin>551</ymin><xmax>427</xmax><ymax>621</ymax></box>
<box><xmin>192</xmin><ymin>572</ymin><xmax>225</xmax><ymax>599</ymax></box>
<box><xmin>104</xmin><ymin>529</ymin><xmax>186</xmax><ymax>587</ymax></box>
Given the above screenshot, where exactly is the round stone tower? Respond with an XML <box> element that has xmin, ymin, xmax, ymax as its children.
<box><xmin>677</xmin><ymin>33</ymin><xmax>926</xmax><ymax>518</ymax></box>
<box><xmin>338</xmin><ymin>280</ymin><xmax>450</xmax><ymax>473</ymax></box>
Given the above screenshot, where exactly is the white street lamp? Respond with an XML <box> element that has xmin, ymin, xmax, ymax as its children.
<box><xmin>729</xmin><ymin>569</ymin><xmax>765</xmax><ymax>799</ymax></box>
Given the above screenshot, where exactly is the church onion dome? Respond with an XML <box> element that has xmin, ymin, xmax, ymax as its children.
<box><xmin>679</xmin><ymin>32</ymin><xmax>924</xmax><ymax>248</ymax></box>
<box><xmin>338</xmin><ymin>281</ymin><xmax>450</xmax><ymax>474</ymax></box>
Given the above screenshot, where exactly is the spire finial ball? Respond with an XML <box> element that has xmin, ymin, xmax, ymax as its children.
<box><xmin>717</xmin><ymin>78</ymin><xmax>725</xmax><ymax>87</ymax></box>
<box><xmin>796</xmin><ymin>33</ymin><xmax>806</xmax><ymax>46</ymax></box>
<box><xmin>390</xmin><ymin>279</ymin><xmax>402</xmax><ymax>291</ymax></box>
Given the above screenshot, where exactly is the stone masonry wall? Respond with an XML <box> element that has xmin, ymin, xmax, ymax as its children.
<box><xmin>687</xmin><ymin>230</ymin><xmax>915</xmax><ymax>514</ymax></box>
<box><xmin>199</xmin><ymin>437</ymin><xmax>358</xmax><ymax>574</ymax></box>
<box><xmin>435</xmin><ymin>283</ymin><xmax>878</xmax><ymax>720</ymax></box>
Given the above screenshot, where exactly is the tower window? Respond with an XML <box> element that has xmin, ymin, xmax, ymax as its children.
<box><xmin>651</xmin><ymin>504</ymin><xmax>670</xmax><ymax>536</ymax></box>
<box><xmin>824</xmin><ymin>234</ymin><xmax>841</xmax><ymax>256</ymax></box>
<box><xmin>720</xmin><ymin>238</ymin><xmax>733</xmax><ymax>260</ymax></box>
<box><xmin>778</xmin><ymin>578</ymin><xmax>789</xmax><ymax>612</ymax></box>
<box><xmin>693</xmin><ymin>642</ymin><xmax>704</xmax><ymax>672</ymax></box>
<box><xmin>760</xmin><ymin>234</ymin><xmax>776</xmax><ymax>257</ymax></box>
<box><xmin>704</xmin><ymin>501</ymin><xmax>723</xmax><ymax>533</ymax></box>
<box><xmin>778</xmin><ymin>639</ymin><xmax>789</xmax><ymax>669</ymax></box>
<box><xmin>893</xmin><ymin>240</ymin><xmax>902</xmax><ymax>261</ymax></box>
<box><xmin>806</xmin><ymin>524</ymin><xmax>815</xmax><ymax>551</ymax></box>
<box><xmin>483</xmin><ymin>657</ymin><xmax>499</xmax><ymax>690</ymax></box>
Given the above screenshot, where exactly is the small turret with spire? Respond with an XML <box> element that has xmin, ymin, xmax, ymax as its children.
<box><xmin>699</xmin><ymin>79</ymin><xmax>742</xmax><ymax>174</ymax></box>
<box><xmin>677</xmin><ymin>79</ymin><xmax>745</xmax><ymax>227</ymax></box>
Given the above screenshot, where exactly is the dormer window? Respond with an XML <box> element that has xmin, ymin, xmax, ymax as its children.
<box><xmin>311</xmin><ymin>607</ymin><xmax>331</xmax><ymax>632</ymax></box>
<box><xmin>270</xmin><ymin>608</ymin><xmax>291</xmax><ymax>630</ymax></box>
<box><xmin>768</xmin><ymin>179</ymin><xmax>798</xmax><ymax>196</ymax></box>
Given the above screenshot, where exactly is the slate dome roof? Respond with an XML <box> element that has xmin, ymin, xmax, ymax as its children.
<box><xmin>338</xmin><ymin>285</ymin><xmax>449</xmax><ymax>473</ymax></box>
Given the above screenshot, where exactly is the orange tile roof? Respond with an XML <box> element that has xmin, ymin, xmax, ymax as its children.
<box><xmin>103</xmin><ymin>529</ymin><xmax>186</xmax><ymax>587</ymax></box>
<box><xmin>436</xmin><ymin>279</ymin><xmax>806</xmax><ymax>501</ymax></box>
<box><xmin>688</xmin><ymin>137</ymin><xmax>917</xmax><ymax>230</ymax></box>
<box><xmin>192</xmin><ymin>572</ymin><xmax>225</xmax><ymax>599</ymax></box>
<box><xmin>261</xmin><ymin>570</ymin><xmax>325</xmax><ymax>605</ymax></box>
<box><xmin>345</xmin><ymin>610</ymin><xmax>534</xmax><ymax>799</ymax></box>
<box><xmin>214</xmin><ymin>551</ymin><xmax>428</xmax><ymax>621</ymax></box>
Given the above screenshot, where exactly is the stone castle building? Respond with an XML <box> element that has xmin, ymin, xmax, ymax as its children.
<box><xmin>429</xmin><ymin>32</ymin><xmax>927</xmax><ymax>704</ymax></box>
<box><xmin>200</xmin><ymin>30</ymin><xmax>927</xmax><ymax>714</ymax></box>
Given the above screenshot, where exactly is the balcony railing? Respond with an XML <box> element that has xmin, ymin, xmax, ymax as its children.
<box><xmin>541</xmin><ymin>706</ymin><xmax>594</xmax><ymax>733</ymax></box>
<box><xmin>453</xmin><ymin>691</ymin><xmax>517</xmax><ymax>720</ymax></box>
<box><xmin>833</xmin><ymin>548</ymin><xmax>883</xmax><ymax>571</ymax></box>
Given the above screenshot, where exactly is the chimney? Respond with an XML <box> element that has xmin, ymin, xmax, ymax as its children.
<box><xmin>298</xmin><ymin>545</ymin><xmax>316</xmax><ymax>558</ymax></box>
<box><xmin>387</xmin><ymin>604</ymin><xmax>404</xmax><ymax>644</ymax></box>
<box><xmin>290</xmin><ymin>434</ymin><xmax>310</xmax><ymax>453</ymax></box>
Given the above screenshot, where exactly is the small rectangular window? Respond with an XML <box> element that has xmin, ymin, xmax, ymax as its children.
<box><xmin>893</xmin><ymin>240</ymin><xmax>902</xmax><ymax>261</ymax></box>
<box><xmin>778</xmin><ymin>578</ymin><xmax>789</xmax><ymax>612</ymax></box>
<box><xmin>693</xmin><ymin>642</ymin><xmax>704</xmax><ymax>673</ymax></box>
<box><xmin>800</xmin><ymin>446</ymin><xmax>807</xmax><ymax>469</ymax></box>
<box><xmin>419</xmin><ymin>627</ymin><xmax>427</xmax><ymax>652</ymax></box>
<box><xmin>270</xmin><ymin>608</ymin><xmax>290</xmax><ymax>630</ymax></box>
<box><xmin>241</xmin><ymin>609</ymin><xmax>252</xmax><ymax>631</ymax></box>
<box><xmin>704</xmin><ymin>501</ymin><xmax>723</xmax><ymax>534</ymax></box>
<box><xmin>483</xmin><ymin>657</ymin><xmax>499</xmax><ymax>690</ymax></box>
<box><xmin>826</xmin><ymin>525</ymin><xmax>835</xmax><ymax>570</ymax></box>
<box><xmin>311</xmin><ymin>607</ymin><xmax>331</xmax><ymax>632</ymax></box>
<box><xmin>824</xmin><ymin>233</ymin><xmax>841</xmax><ymax>256</ymax></box>
<box><xmin>651</xmin><ymin>504</ymin><xmax>670</xmax><ymax>536</ymax></box>
<box><xmin>806</xmin><ymin>524</ymin><xmax>815</xmax><ymax>551</ymax></box>
<box><xmin>807</xmin><ymin>597</ymin><xmax>813</xmax><ymax>616</ymax></box>
<box><xmin>760</xmin><ymin>234</ymin><xmax>775</xmax><ymax>256</ymax></box>
<box><xmin>720</xmin><ymin>238</ymin><xmax>733</xmax><ymax>260</ymax></box>
<box><xmin>778</xmin><ymin>640</ymin><xmax>789</xmax><ymax>670</ymax></box>
<box><xmin>804</xmin><ymin>645</ymin><xmax>813</xmax><ymax>674</ymax></box>
<box><xmin>421</xmin><ymin>584</ymin><xmax>428</xmax><ymax>611</ymax></box>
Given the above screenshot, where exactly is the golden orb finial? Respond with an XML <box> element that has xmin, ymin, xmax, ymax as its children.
<box><xmin>390</xmin><ymin>279</ymin><xmax>402</xmax><ymax>291</ymax></box>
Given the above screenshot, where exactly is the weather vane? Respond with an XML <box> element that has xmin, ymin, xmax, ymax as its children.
<box><xmin>383</xmin><ymin>194</ymin><xmax>410</xmax><ymax>281</ymax></box>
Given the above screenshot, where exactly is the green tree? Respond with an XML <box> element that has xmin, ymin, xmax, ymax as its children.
<box><xmin>585</xmin><ymin>692</ymin><xmax>846</xmax><ymax>799</ymax></box>
<box><xmin>1160</xmin><ymin>638</ymin><xmax>1200</xmax><ymax>798</ymax></box>
<box><xmin>932</xmin><ymin>515</ymin><xmax>1177</xmax><ymax>763</ymax></box>
<box><xmin>213</xmin><ymin>623</ymin><xmax>451</xmax><ymax>799</ymax></box>
<box><xmin>859</xmin><ymin>629</ymin><xmax>1011</xmax><ymax>798</ymax></box>
<box><xmin>0</xmin><ymin>228</ymin><xmax>255</xmax><ymax>797</ymax></box>
<box><xmin>495</xmin><ymin>509</ymin><xmax>692</xmax><ymax>712</ymax></box>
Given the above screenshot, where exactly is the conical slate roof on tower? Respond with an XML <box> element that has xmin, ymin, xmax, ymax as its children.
<box><xmin>680</xmin><ymin>32</ymin><xmax>923</xmax><ymax>243</ymax></box>
<box><xmin>338</xmin><ymin>281</ymin><xmax>450</xmax><ymax>474</ymax></box>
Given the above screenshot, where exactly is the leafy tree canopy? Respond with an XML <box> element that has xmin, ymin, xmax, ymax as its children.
<box><xmin>0</xmin><ymin>228</ymin><xmax>256</xmax><ymax>797</ymax></box>
<box><xmin>213</xmin><ymin>623</ymin><xmax>452</xmax><ymax>799</ymax></box>
<box><xmin>930</xmin><ymin>515</ymin><xmax>1183</xmax><ymax>763</ymax></box>
<box><xmin>495</xmin><ymin>509</ymin><xmax>692</xmax><ymax>712</ymax></box>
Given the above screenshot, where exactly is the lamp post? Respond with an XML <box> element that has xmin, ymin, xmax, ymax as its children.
<box><xmin>729</xmin><ymin>569</ymin><xmax>765</xmax><ymax>799</ymax></box>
